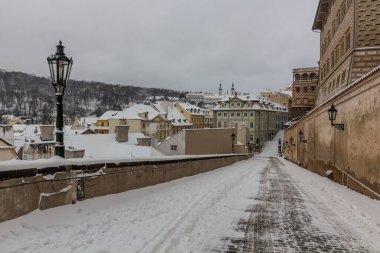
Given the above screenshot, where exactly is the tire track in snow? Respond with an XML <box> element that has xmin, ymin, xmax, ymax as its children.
<box><xmin>137</xmin><ymin>158</ymin><xmax>264</xmax><ymax>253</ymax></box>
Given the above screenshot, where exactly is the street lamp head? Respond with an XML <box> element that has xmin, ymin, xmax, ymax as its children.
<box><xmin>230</xmin><ymin>132</ymin><xmax>236</xmax><ymax>142</ymax></box>
<box><xmin>47</xmin><ymin>41</ymin><xmax>73</xmax><ymax>94</ymax></box>
<box><xmin>328</xmin><ymin>104</ymin><xmax>337</xmax><ymax>123</ymax></box>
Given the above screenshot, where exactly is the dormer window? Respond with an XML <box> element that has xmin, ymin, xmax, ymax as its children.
<box><xmin>231</xmin><ymin>103</ymin><xmax>235</xmax><ymax>107</ymax></box>
<box><xmin>237</xmin><ymin>103</ymin><xmax>241</xmax><ymax>107</ymax></box>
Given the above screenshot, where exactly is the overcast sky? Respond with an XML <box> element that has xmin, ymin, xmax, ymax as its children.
<box><xmin>0</xmin><ymin>0</ymin><xmax>320</xmax><ymax>95</ymax></box>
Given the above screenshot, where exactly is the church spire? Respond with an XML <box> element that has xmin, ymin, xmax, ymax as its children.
<box><xmin>218</xmin><ymin>81</ymin><xmax>222</xmax><ymax>96</ymax></box>
<box><xmin>231</xmin><ymin>82</ymin><xmax>235</xmax><ymax>96</ymax></box>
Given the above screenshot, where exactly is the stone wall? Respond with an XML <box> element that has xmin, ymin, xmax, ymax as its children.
<box><xmin>284</xmin><ymin>68</ymin><xmax>380</xmax><ymax>200</ymax></box>
<box><xmin>0</xmin><ymin>154</ymin><xmax>252</xmax><ymax>223</ymax></box>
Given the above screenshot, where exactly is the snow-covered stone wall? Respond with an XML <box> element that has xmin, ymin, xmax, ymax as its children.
<box><xmin>0</xmin><ymin>154</ymin><xmax>252</xmax><ymax>223</ymax></box>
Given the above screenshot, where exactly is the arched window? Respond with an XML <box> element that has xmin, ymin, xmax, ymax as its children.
<box><xmin>310</xmin><ymin>73</ymin><xmax>318</xmax><ymax>80</ymax></box>
<box><xmin>345</xmin><ymin>29</ymin><xmax>351</xmax><ymax>51</ymax></box>
<box><xmin>336</xmin><ymin>75</ymin><xmax>341</xmax><ymax>87</ymax></box>
<box><xmin>302</xmin><ymin>74</ymin><xmax>308</xmax><ymax>81</ymax></box>
<box><xmin>294</xmin><ymin>74</ymin><xmax>301</xmax><ymax>81</ymax></box>
<box><xmin>341</xmin><ymin>70</ymin><xmax>346</xmax><ymax>83</ymax></box>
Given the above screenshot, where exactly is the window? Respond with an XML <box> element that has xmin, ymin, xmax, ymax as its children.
<box><xmin>236</xmin><ymin>112</ymin><xmax>241</xmax><ymax>117</ymax></box>
<box><xmin>237</xmin><ymin>103</ymin><xmax>241</xmax><ymax>107</ymax></box>
<box><xmin>340</xmin><ymin>39</ymin><xmax>345</xmax><ymax>57</ymax></box>
<box><xmin>311</xmin><ymin>86</ymin><xmax>316</xmax><ymax>92</ymax></box>
<box><xmin>345</xmin><ymin>31</ymin><xmax>351</xmax><ymax>51</ymax></box>
<box><xmin>341</xmin><ymin>70</ymin><xmax>346</xmax><ymax>83</ymax></box>
<box><xmin>223</xmin><ymin>112</ymin><xmax>227</xmax><ymax>117</ymax></box>
<box><xmin>303</xmin><ymin>87</ymin><xmax>308</xmax><ymax>92</ymax></box>
<box><xmin>217</xmin><ymin>112</ymin><xmax>221</xmax><ymax>117</ymax></box>
<box><xmin>335</xmin><ymin>46</ymin><xmax>340</xmax><ymax>62</ymax></box>
<box><xmin>250</xmin><ymin>134</ymin><xmax>254</xmax><ymax>141</ymax></box>
<box><xmin>244</xmin><ymin>112</ymin><xmax>248</xmax><ymax>117</ymax></box>
<box><xmin>250</xmin><ymin>121</ymin><xmax>254</xmax><ymax>128</ymax></box>
<box><xmin>231</xmin><ymin>103</ymin><xmax>235</xmax><ymax>107</ymax></box>
<box><xmin>327</xmin><ymin>59</ymin><xmax>330</xmax><ymax>73</ymax></box>
<box><xmin>332</xmin><ymin>20</ymin><xmax>336</xmax><ymax>35</ymax></box>
<box><xmin>230</xmin><ymin>112</ymin><xmax>235</xmax><ymax>117</ymax></box>
<box><xmin>170</xmin><ymin>145</ymin><xmax>177</xmax><ymax>151</ymax></box>
<box><xmin>250</xmin><ymin>112</ymin><xmax>254</xmax><ymax>117</ymax></box>
<box><xmin>217</xmin><ymin>121</ymin><xmax>221</xmax><ymax>128</ymax></box>
<box><xmin>296</xmin><ymin>87</ymin><xmax>300</xmax><ymax>93</ymax></box>
<box><xmin>331</xmin><ymin>52</ymin><xmax>335</xmax><ymax>68</ymax></box>
<box><xmin>327</xmin><ymin>30</ymin><xmax>331</xmax><ymax>44</ymax></box>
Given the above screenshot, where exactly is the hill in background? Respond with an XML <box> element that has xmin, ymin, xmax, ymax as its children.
<box><xmin>0</xmin><ymin>69</ymin><xmax>180</xmax><ymax>124</ymax></box>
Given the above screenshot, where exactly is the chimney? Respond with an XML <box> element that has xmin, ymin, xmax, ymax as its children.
<box><xmin>65</xmin><ymin>148</ymin><xmax>85</xmax><ymax>159</ymax></box>
<box><xmin>39</xmin><ymin>125</ymin><xmax>55</xmax><ymax>141</ymax></box>
<box><xmin>115</xmin><ymin>125</ymin><xmax>129</xmax><ymax>142</ymax></box>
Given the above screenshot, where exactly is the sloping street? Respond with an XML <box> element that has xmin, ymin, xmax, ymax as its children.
<box><xmin>0</xmin><ymin>133</ymin><xmax>379</xmax><ymax>253</ymax></box>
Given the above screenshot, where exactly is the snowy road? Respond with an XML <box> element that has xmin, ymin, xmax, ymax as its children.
<box><xmin>1</xmin><ymin>133</ymin><xmax>380</xmax><ymax>252</ymax></box>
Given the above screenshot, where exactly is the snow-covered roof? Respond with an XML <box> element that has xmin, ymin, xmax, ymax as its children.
<box><xmin>272</xmin><ymin>102</ymin><xmax>288</xmax><ymax>112</ymax></box>
<box><xmin>278</xmin><ymin>90</ymin><xmax>292</xmax><ymax>97</ymax></box>
<box><xmin>98</xmin><ymin>111</ymin><xmax>120</xmax><ymax>120</ymax></box>
<box><xmin>178</xmin><ymin>102</ymin><xmax>203</xmax><ymax>115</ymax></box>
<box><xmin>64</xmin><ymin>133</ymin><xmax>156</xmax><ymax>158</ymax></box>
<box><xmin>151</xmin><ymin>102</ymin><xmax>192</xmax><ymax>127</ymax></box>
<box><xmin>77</xmin><ymin>116</ymin><xmax>98</xmax><ymax>126</ymax></box>
<box><xmin>167</xmin><ymin>106</ymin><xmax>192</xmax><ymax>126</ymax></box>
<box><xmin>109</xmin><ymin>104</ymin><xmax>163</xmax><ymax>121</ymax></box>
<box><xmin>13</xmin><ymin>124</ymin><xmax>42</xmax><ymax>137</ymax></box>
<box><xmin>218</xmin><ymin>94</ymin><xmax>260</xmax><ymax>103</ymax></box>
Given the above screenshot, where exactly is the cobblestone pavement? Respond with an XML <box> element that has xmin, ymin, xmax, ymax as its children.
<box><xmin>218</xmin><ymin>157</ymin><xmax>372</xmax><ymax>253</ymax></box>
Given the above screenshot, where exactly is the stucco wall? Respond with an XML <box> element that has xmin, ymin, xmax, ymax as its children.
<box><xmin>185</xmin><ymin>128</ymin><xmax>235</xmax><ymax>155</ymax></box>
<box><xmin>0</xmin><ymin>154</ymin><xmax>252</xmax><ymax>223</ymax></box>
<box><xmin>284</xmin><ymin>69</ymin><xmax>380</xmax><ymax>199</ymax></box>
<box><xmin>126</xmin><ymin>119</ymin><xmax>142</xmax><ymax>133</ymax></box>
<box><xmin>0</xmin><ymin>149</ymin><xmax>17</xmax><ymax>161</ymax></box>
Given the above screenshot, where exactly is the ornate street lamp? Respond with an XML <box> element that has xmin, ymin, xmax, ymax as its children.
<box><xmin>47</xmin><ymin>41</ymin><xmax>73</xmax><ymax>157</ymax></box>
<box><xmin>230</xmin><ymin>132</ymin><xmax>236</xmax><ymax>153</ymax></box>
<box><xmin>328</xmin><ymin>104</ymin><xmax>344</xmax><ymax>131</ymax></box>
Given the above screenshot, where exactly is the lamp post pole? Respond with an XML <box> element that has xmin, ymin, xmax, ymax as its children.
<box><xmin>47</xmin><ymin>41</ymin><xmax>73</xmax><ymax>158</ymax></box>
<box><xmin>231</xmin><ymin>132</ymin><xmax>235</xmax><ymax>153</ymax></box>
<box><xmin>55</xmin><ymin>94</ymin><xmax>64</xmax><ymax>157</ymax></box>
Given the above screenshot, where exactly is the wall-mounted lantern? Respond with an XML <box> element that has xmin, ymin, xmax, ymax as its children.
<box><xmin>298</xmin><ymin>130</ymin><xmax>307</xmax><ymax>143</ymax></box>
<box><xmin>328</xmin><ymin>104</ymin><xmax>344</xmax><ymax>131</ymax></box>
<box><xmin>290</xmin><ymin>136</ymin><xmax>295</xmax><ymax>146</ymax></box>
